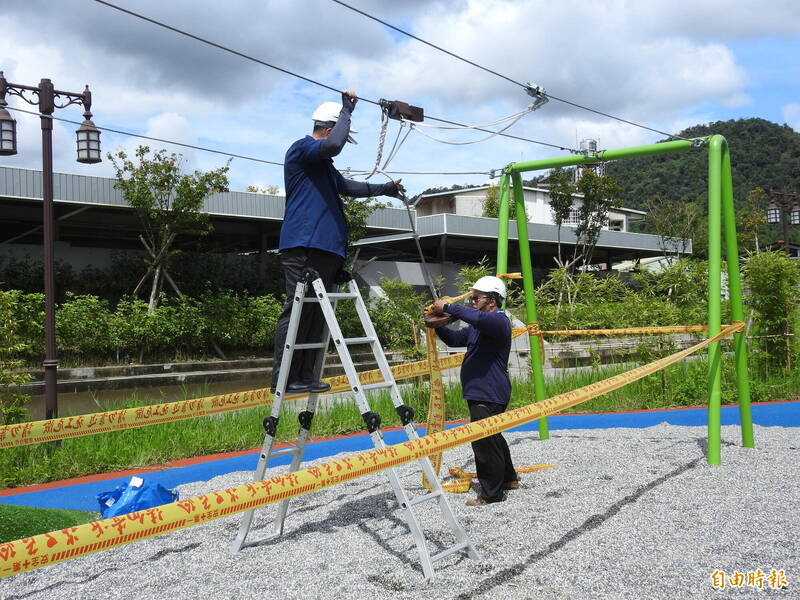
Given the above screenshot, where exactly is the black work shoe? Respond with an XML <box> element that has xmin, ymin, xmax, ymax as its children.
<box><xmin>286</xmin><ymin>380</ymin><xmax>331</xmax><ymax>394</ymax></box>
<box><xmin>286</xmin><ymin>381</ymin><xmax>312</xmax><ymax>393</ymax></box>
<box><xmin>304</xmin><ymin>380</ymin><xmax>331</xmax><ymax>393</ymax></box>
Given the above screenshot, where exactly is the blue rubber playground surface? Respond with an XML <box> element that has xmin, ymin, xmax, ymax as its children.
<box><xmin>2</xmin><ymin>400</ymin><xmax>798</xmax><ymax>512</ymax></box>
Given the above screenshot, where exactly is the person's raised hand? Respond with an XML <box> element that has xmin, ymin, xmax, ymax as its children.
<box><xmin>390</xmin><ymin>178</ymin><xmax>406</xmax><ymax>200</ymax></box>
<box><xmin>342</xmin><ymin>90</ymin><xmax>358</xmax><ymax>113</ymax></box>
<box><xmin>430</xmin><ymin>299</ymin><xmax>447</xmax><ymax>315</ymax></box>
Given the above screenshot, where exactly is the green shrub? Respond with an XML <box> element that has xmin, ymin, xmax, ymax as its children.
<box><xmin>742</xmin><ymin>250</ymin><xmax>800</xmax><ymax>370</ymax></box>
<box><xmin>111</xmin><ymin>297</ymin><xmax>151</xmax><ymax>358</ymax></box>
<box><xmin>0</xmin><ymin>290</ymin><xmax>32</xmax><ymax>424</ymax></box>
<box><xmin>56</xmin><ymin>294</ymin><xmax>115</xmax><ymax>359</ymax></box>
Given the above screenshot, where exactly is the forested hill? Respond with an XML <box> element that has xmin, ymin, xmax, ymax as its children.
<box><xmin>605</xmin><ymin>118</ymin><xmax>800</xmax><ymax>209</ymax></box>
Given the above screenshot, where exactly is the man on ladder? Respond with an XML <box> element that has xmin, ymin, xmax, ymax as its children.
<box><xmin>426</xmin><ymin>276</ymin><xmax>518</xmax><ymax>506</ymax></box>
<box><xmin>273</xmin><ymin>89</ymin><xmax>405</xmax><ymax>393</ymax></box>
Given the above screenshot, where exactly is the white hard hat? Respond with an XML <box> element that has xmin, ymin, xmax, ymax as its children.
<box><xmin>471</xmin><ymin>275</ymin><xmax>506</xmax><ymax>299</ymax></box>
<box><xmin>311</xmin><ymin>101</ymin><xmax>358</xmax><ymax>143</ymax></box>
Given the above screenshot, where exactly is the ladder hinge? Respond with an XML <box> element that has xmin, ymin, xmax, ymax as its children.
<box><xmin>395</xmin><ymin>404</ymin><xmax>415</xmax><ymax>426</ymax></box>
<box><xmin>362</xmin><ymin>411</ymin><xmax>382</xmax><ymax>433</ymax></box>
<box><xmin>298</xmin><ymin>410</ymin><xmax>314</xmax><ymax>430</ymax></box>
<box><xmin>263</xmin><ymin>415</ymin><xmax>279</xmax><ymax>436</ymax></box>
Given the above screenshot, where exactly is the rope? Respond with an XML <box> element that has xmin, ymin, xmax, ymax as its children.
<box><xmin>405</xmin><ymin>108</ymin><xmax>532</xmax><ymax>146</ymax></box>
<box><xmin>362</xmin><ymin>109</ymin><xmax>390</xmax><ymax>180</ymax></box>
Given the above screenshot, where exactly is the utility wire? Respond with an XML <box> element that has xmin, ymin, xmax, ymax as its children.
<box><xmin>330</xmin><ymin>0</ymin><xmax>690</xmax><ymax>141</ymax></box>
<box><xmin>93</xmin><ymin>0</ymin><xmax>575</xmax><ymax>152</ymax></box>
<box><xmin>6</xmin><ymin>105</ymin><xmax>493</xmax><ymax>175</ymax></box>
<box><xmin>6</xmin><ymin>106</ymin><xmax>283</xmax><ymax>165</ymax></box>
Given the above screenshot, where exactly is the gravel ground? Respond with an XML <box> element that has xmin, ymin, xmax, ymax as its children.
<box><xmin>1</xmin><ymin>423</ymin><xmax>798</xmax><ymax>600</ymax></box>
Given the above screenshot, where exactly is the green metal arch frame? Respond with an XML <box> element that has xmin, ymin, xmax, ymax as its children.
<box><xmin>495</xmin><ymin>135</ymin><xmax>754</xmax><ymax>464</ymax></box>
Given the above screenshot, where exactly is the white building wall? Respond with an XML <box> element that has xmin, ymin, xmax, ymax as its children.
<box><xmin>455</xmin><ymin>194</ymin><xmax>484</xmax><ymax>217</ymax></box>
<box><xmin>429</xmin><ymin>189</ymin><xmax>636</xmax><ymax>232</ymax></box>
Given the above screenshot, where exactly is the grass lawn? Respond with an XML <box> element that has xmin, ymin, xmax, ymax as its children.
<box><xmin>0</xmin><ymin>503</ymin><xmax>100</xmax><ymax>543</ymax></box>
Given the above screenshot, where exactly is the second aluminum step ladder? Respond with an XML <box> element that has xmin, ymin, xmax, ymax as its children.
<box><xmin>230</xmin><ymin>270</ymin><xmax>480</xmax><ymax>580</ymax></box>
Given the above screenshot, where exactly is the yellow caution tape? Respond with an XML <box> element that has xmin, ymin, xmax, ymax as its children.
<box><xmin>442</xmin><ymin>465</ymin><xmax>556</xmax><ymax>493</ymax></box>
<box><xmin>441</xmin><ymin>479</ymin><xmax>472</xmax><ymax>493</ymax></box>
<box><xmin>448</xmin><ymin>466</ymin><xmax>475</xmax><ymax>479</ymax></box>
<box><xmin>0</xmin><ymin>388</ymin><xmax>275</xmax><ymax>449</ymax></box>
<box><xmin>0</xmin><ymin>322</ymin><xmax>742</xmax><ymax>579</ymax></box>
<box><xmin>535</xmin><ymin>324</ymin><xmax>731</xmax><ymax>336</ymax></box>
<box><xmin>0</xmin><ymin>352</ymin><xmax>435</xmax><ymax>449</ymax></box>
<box><xmin>516</xmin><ymin>464</ymin><xmax>557</xmax><ymax>473</ymax></box>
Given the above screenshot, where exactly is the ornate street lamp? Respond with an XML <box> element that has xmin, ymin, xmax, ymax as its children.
<box><xmin>767</xmin><ymin>190</ymin><xmax>799</xmax><ymax>255</ymax></box>
<box><xmin>0</xmin><ymin>75</ymin><xmax>17</xmax><ymax>155</ymax></box>
<box><xmin>76</xmin><ymin>87</ymin><xmax>101</xmax><ymax>164</ymax></box>
<box><xmin>791</xmin><ymin>205</ymin><xmax>800</xmax><ymax>226</ymax></box>
<box><xmin>0</xmin><ymin>71</ymin><xmax>101</xmax><ymax>421</ymax></box>
<box><xmin>766</xmin><ymin>203</ymin><xmax>781</xmax><ymax>224</ymax></box>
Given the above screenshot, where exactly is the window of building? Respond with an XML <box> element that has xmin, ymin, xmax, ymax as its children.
<box><xmin>608</xmin><ymin>219</ymin><xmax>624</xmax><ymax>231</ymax></box>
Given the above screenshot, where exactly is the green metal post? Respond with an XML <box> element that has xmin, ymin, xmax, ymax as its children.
<box><xmin>496</xmin><ymin>174</ymin><xmax>511</xmax><ymax>280</ymax></box>
<box><xmin>511</xmin><ymin>171</ymin><xmax>549</xmax><ymax>439</ymax></box>
<box><xmin>707</xmin><ymin>136</ymin><xmax>724</xmax><ymax>465</ymax></box>
<box><xmin>720</xmin><ymin>139</ymin><xmax>755</xmax><ymax>448</ymax></box>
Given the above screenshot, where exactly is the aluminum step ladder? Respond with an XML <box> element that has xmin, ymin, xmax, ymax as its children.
<box><xmin>230</xmin><ymin>270</ymin><xmax>480</xmax><ymax>580</ymax></box>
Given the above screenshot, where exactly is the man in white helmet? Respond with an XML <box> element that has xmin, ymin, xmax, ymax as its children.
<box><xmin>426</xmin><ymin>275</ymin><xmax>517</xmax><ymax>506</ymax></box>
<box><xmin>273</xmin><ymin>90</ymin><xmax>405</xmax><ymax>394</ymax></box>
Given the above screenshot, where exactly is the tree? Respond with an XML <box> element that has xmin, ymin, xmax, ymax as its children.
<box><xmin>109</xmin><ymin>146</ymin><xmax>230</xmax><ymax>313</ymax></box>
<box><xmin>482</xmin><ymin>185</ymin><xmax>531</xmax><ymax>221</ymax></box>
<box><xmin>340</xmin><ymin>195</ymin><xmax>386</xmax><ymax>259</ymax></box>
<box><xmin>645</xmin><ymin>194</ymin><xmax>703</xmax><ymax>263</ymax></box>
<box><xmin>573</xmin><ymin>169</ymin><xmax>623</xmax><ymax>268</ymax></box>
<box><xmin>737</xmin><ymin>187</ymin><xmax>767</xmax><ymax>253</ymax></box>
<box><xmin>546</xmin><ymin>167</ymin><xmax>575</xmax><ymax>265</ymax></box>
<box><xmin>482</xmin><ymin>185</ymin><xmax>500</xmax><ymax>218</ymax></box>
<box><xmin>246</xmin><ymin>184</ymin><xmax>280</xmax><ymax>195</ymax></box>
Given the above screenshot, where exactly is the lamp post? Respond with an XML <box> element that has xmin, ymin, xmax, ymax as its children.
<box><xmin>0</xmin><ymin>72</ymin><xmax>101</xmax><ymax>421</ymax></box>
<box><xmin>766</xmin><ymin>189</ymin><xmax>799</xmax><ymax>255</ymax></box>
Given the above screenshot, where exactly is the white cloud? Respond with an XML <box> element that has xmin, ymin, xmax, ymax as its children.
<box><xmin>783</xmin><ymin>104</ymin><xmax>800</xmax><ymax>131</ymax></box>
<box><xmin>0</xmin><ymin>0</ymin><xmax>796</xmax><ymax>195</ymax></box>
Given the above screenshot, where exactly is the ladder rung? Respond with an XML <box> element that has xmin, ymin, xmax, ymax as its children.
<box><xmin>361</xmin><ymin>382</ymin><xmax>394</xmax><ymax>392</ymax></box>
<box><xmin>293</xmin><ymin>342</ymin><xmax>327</xmax><ymax>350</ymax></box>
<box><xmin>407</xmin><ymin>490</ymin><xmax>442</xmax><ymax>507</ymax></box>
<box><xmin>343</xmin><ymin>336</ymin><xmax>377</xmax><ymax>345</ymax></box>
<box><xmin>268</xmin><ymin>446</ymin><xmax>301</xmax><ymax>459</ymax></box>
<box><xmin>430</xmin><ymin>541</ymin><xmax>471</xmax><ymax>563</ymax></box>
<box><xmin>303</xmin><ymin>293</ymin><xmax>359</xmax><ymax>302</ymax></box>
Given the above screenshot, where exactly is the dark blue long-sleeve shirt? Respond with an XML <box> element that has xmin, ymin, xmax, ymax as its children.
<box><xmin>434</xmin><ymin>303</ymin><xmax>512</xmax><ymax>405</ymax></box>
<box><xmin>281</xmin><ymin>107</ymin><xmax>396</xmax><ymax>258</ymax></box>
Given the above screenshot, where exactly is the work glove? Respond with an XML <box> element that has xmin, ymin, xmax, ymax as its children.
<box><xmin>424</xmin><ymin>314</ymin><xmax>455</xmax><ymax>329</ymax></box>
<box><xmin>384</xmin><ymin>178</ymin><xmax>406</xmax><ymax>199</ymax></box>
<box><xmin>341</xmin><ymin>90</ymin><xmax>358</xmax><ymax>113</ymax></box>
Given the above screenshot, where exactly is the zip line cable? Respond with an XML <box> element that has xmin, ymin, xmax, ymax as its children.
<box><xmin>92</xmin><ymin>0</ymin><xmax>576</xmax><ymax>153</ymax></box>
<box><xmin>330</xmin><ymin>0</ymin><xmax>691</xmax><ymax>142</ymax></box>
<box><xmin>5</xmin><ymin>105</ymin><xmax>493</xmax><ymax>176</ymax></box>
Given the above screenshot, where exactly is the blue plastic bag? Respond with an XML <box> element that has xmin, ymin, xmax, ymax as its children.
<box><xmin>97</xmin><ymin>476</ymin><xmax>179</xmax><ymax>519</ymax></box>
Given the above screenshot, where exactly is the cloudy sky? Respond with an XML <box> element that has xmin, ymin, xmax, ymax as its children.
<box><xmin>1</xmin><ymin>0</ymin><xmax>798</xmax><ymax>198</ymax></box>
